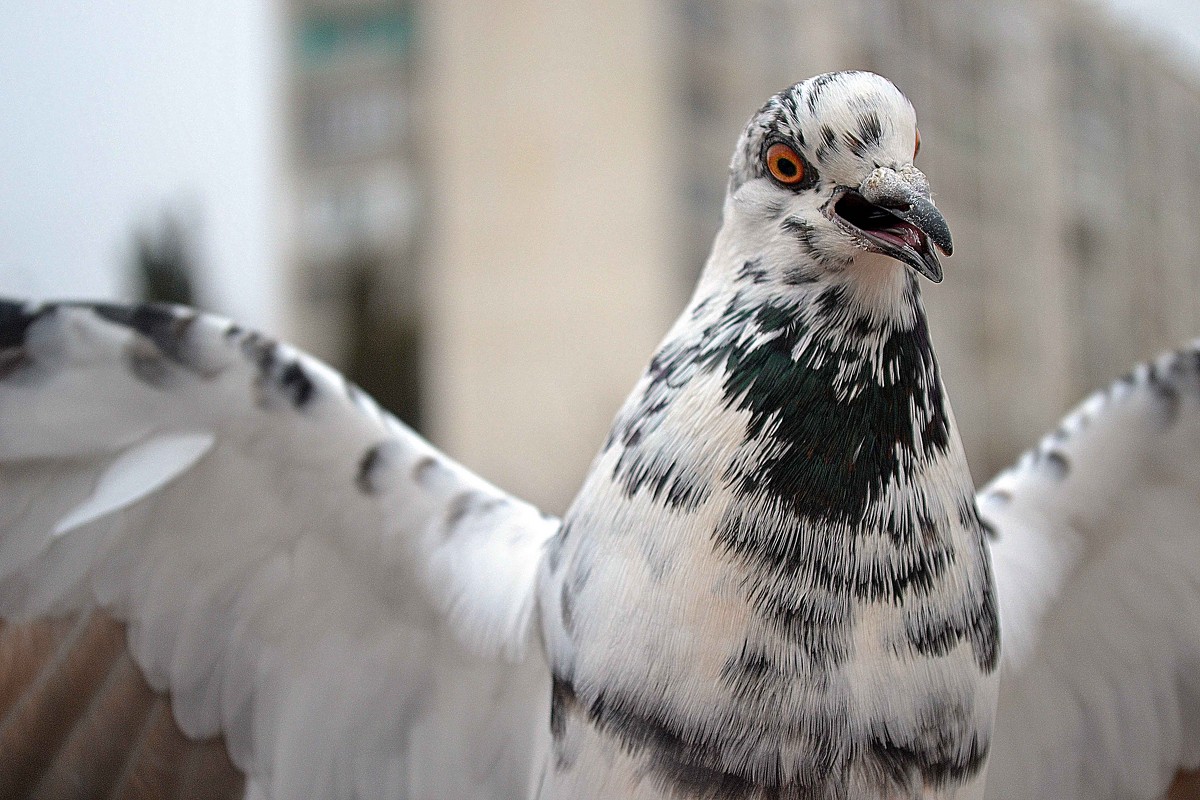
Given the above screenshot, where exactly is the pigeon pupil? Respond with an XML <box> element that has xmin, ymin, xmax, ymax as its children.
<box><xmin>778</xmin><ymin>159</ymin><xmax>797</xmax><ymax>176</ymax></box>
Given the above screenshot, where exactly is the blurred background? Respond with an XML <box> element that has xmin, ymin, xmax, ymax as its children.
<box><xmin>2</xmin><ymin>0</ymin><xmax>1199</xmax><ymax>513</ymax></box>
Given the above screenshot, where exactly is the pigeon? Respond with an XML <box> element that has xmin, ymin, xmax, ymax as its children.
<box><xmin>0</xmin><ymin>70</ymin><xmax>1196</xmax><ymax>800</ymax></box>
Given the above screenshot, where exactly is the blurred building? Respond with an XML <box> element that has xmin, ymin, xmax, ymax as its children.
<box><xmin>281</xmin><ymin>0</ymin><xmax>679</xmax><ymax>511</ymax></box>
<box><xmin>281</xmin><ymin>0</ymin><xmax>1200</xmax><ymax>509</ymax></box>
<box><xmin>284</xmin><ymin>0</ymin><xmax>424</xmax><ymax>427</ymax></box>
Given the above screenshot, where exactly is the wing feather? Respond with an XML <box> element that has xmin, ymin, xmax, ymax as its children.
<box><xmin>0</xmin><ymin>300</ymin><xmax>557</xmax><ymax>799</ymax></box>
<box><xmin>0</xmin><ymin>612</ymin><xmax>246</xmax><ymax>799</ymax></box>
<box><xmin>981</xmin><ymin>344</ymin><xmax>1200</xmax><ymax>800</ymax></box>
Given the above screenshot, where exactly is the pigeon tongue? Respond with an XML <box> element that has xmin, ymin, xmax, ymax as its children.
<box><xmin>895</xmin><ymin>222</ymin><xmax>925</xmax><ymax>250</ymax></box>
<box><xmin>874</xmin><ymin>222</ymin><xmax>926</xmax><ymax>251</ymax></box>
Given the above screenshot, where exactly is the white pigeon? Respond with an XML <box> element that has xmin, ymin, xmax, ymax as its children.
<box><xmin>0</xmin><ymin>71</ymin><xmax>1196</xmax><ymax>800</ymax></box>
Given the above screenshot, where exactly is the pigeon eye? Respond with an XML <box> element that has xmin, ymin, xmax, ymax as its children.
<box><xmin>914</xmin><ymin>129</ymin><xmax>921</xmax><ymax>160</ymax></box>
<box><xmin>766</xmin><ymin>143</ymin><xmax>805</xmax><ymax>186</ymax></box>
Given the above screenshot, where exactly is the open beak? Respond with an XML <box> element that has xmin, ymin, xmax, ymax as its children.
<box><xmin>826</xmin><ymin>167</ymin><xmax>952</xmax><ymax>283</ymax></box>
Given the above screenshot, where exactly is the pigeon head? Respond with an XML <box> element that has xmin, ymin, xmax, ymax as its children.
<box><xmin>725</xmin><ymin>71</ymin><xmax>951</xmax><ymax>285</ymax></box>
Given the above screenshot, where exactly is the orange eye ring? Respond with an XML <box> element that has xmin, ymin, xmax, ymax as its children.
<box><xmin>914</xmin><ymin>128</ymin><xmax>921</xmax><ymax>160</ymax></box>
<box><xmin>766</xmin><ymin>143</ymin><xmax>805</xmax><ymax>185</ymax></box>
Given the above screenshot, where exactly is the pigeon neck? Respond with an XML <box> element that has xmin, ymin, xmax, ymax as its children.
<box><xmin>602</xmin><ymin>244</ymin><xmax>975</xmax><ymax>509</ymax></box>
<box><xmin>732</xmin><ymin>273</ymin><xmax>955</xmax><ymax>517</ymax></box>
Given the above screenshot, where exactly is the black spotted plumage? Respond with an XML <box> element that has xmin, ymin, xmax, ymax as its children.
<box><xmin>356</xmin><ymin>443</ymin><xmax>387</xmax><ymax>495</ymax></box>
<box><xmin>721</xmin><ymin>291</ymin><xmax>950</xmax><ymax>522</ymax></box>
<box><xmin>93</xmin><ymin>302</ymin><xmax>200</xmax><ymax>370</ymax></box>
<box><xmin>610</xmin><ymin>280</ymin><xmax>952</xmax><ymax>527</ymax></box>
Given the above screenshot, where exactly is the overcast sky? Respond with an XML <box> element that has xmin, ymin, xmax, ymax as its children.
<box><xmin>0</xmin><ymin>1</ymin><xmax>1196</xmax><ymax>337</ymax></box>
<box><xmin>1096</xmin><ymin>0</ymin><xmax>1200</xmax><ymax>69</ymax></box>
<box><xmin>0</xmin><ymin>1</ymin><xmax>284</xmax><ymax>329</ymax></box>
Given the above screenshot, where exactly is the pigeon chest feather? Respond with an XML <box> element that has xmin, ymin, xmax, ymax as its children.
<box><xmin>538</xmin><ymin>288</ymin><xmax>998</xmax><ymax>799</ymax></box>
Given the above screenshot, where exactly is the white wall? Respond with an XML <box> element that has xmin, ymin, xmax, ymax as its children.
<box><xmin>0</xmin><ymin>0</ymin><xmax>285</xmax><ymax>330</ymax></box>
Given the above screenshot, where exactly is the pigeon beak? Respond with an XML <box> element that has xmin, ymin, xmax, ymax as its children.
<box><xmin>826</xmin><ymin>166</ymin><xmax>952</xmax><ymax>283</ymax></box>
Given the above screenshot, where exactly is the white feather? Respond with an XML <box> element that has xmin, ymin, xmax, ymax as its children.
<box><xmin>52</xmin><ymin>432</ymin><xmax>214</xmax><ymax>536</ymax></box>
<box><xmin>0</xmin><ymin>302</ymin><xmax>556</xmax><ymax>800</ymax></box>
<box><xmin>982</xmin><ymin>343</ymin><xmax>1200</xmax><ymax>800</ymax></box>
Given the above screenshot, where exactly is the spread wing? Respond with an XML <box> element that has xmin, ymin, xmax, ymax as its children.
<box><xmin>980</xmin><ymin>344</ymin><xmax>1200</xmax><ymax>800</ymax></box>
<box><xmin>0</xmin><ymin>301</ymin><xmax>556</xmax><ymax>799</ymax></box>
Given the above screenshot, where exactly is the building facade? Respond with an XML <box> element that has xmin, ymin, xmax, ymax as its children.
<box><xmin>284</xmin><ymin>0</ymin><xmax>425</xmax><ymax>427</ymax></box>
